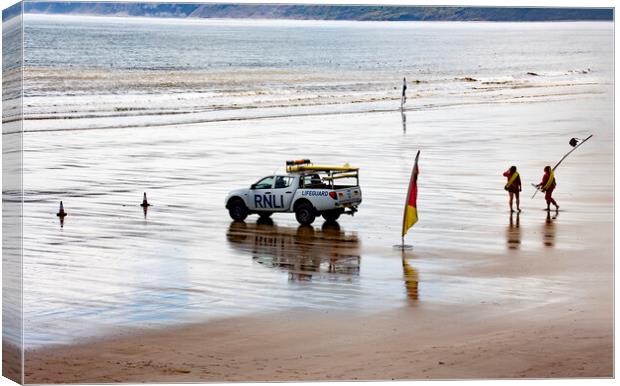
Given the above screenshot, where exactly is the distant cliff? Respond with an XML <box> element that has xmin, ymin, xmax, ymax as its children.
<box><xmin>21</xmin><ymin>2</ymin><xmax>614</xmax><ymax>22</ymax></box>
<box><xmin>188</xmin><ymin>4</ymin><xmax>613</xmax><ymax>21</ymax></box>
<box><xmin>22</xmin><ymin>2</ymin><xmax>199</xmax><ymax>19</ymax></box>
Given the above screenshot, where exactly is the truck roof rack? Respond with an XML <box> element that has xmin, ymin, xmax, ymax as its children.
<box><xmin>323</xmin><ymin>172</ymin><xmax>358</xmax><ymax>180</ymax></box>
<box><xmin>286</xmin><ymin>159</ymin><xmax>311</xmax><ymax>166</ymax></box>
<box><xmin>286</xmin><ymin>164</ymin><xmax>359</xmax><ymax>173</ymax></box>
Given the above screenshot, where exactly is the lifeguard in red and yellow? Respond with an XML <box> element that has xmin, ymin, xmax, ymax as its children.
<box><xmin>502</xmin><ymin>165</ymin><xmax>522</xmax><ymax>212</ymax></box>
<box><xmin>537</xmin><ymin>166</ymin><xmax>559</xmax><ymax>211</ymax></box>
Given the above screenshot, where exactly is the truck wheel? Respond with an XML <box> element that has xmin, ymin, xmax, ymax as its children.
<box><xmin>258</xmin><ymin>212</ymin><xmax>272</xmax><ymax>219</ymax></box>
<box><xmin>322</xmin><ymin>210</ymin><xmax>342</xmax><ymax>222</ymax></box>
<box><xmin>295</xmin><ymin>203</ymin><xmax>316</xmax><ymax>225</ymax></box>
<box><xmin>228</xmin><ymin>199</ymin><xmax>248</xmax><ymax>221</ymax></box>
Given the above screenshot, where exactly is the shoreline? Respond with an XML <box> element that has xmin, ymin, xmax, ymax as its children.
<box><xmin>16</xmin><ymin>91</ymin><xmax>608</xmax><ymax>134</ymax></box>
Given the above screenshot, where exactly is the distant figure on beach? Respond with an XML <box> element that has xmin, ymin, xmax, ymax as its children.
<box><xmin>56</xmin><ymin>201</ymin><xmax>67</xmax><ymax>217</ymax></box>
<box><xmin>502</xmin><ymin>165</ymin><xmax>521</xmax><ymax>212</ymax></box>
<box><xmin>140</xmin><ymin>192</ymin><xmax>151</xmax><ymax>207</ymax></box>
<box><xmin>401</xmin><ymin>77</ymin><xmax>407</xmax><ymax>108</ymax></box>
<box><xmin>536</xmin><ymin>166</ymin><xmax>559</xmax><ymax>211</ymax></box>
<box><xmin>56</xmin><ymin>201</ymin><xmax>67</xmax><ymax>228</ymax></box>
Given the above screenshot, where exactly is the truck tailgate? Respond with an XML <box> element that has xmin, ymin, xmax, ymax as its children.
<box><xmin>336</xmin><ymin>187</ymin><xmax>362</xmax><ymax>204</ymax></box>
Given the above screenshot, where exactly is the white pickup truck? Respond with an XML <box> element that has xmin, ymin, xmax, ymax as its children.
<box><xmin>225</xmin><ymin>160</ymin><xmax>362</xmax><ymax>225</ymax></box>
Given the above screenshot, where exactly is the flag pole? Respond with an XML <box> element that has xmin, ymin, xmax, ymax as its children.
<box><xmin>400</xmin><ymin>150</ymin><xmax>420</xmax><ymax>247</ymax></box>
<box><xmin>401</xmin><ymin>166</ymin><xmax>414</xmax><ymax>242</ymax></box>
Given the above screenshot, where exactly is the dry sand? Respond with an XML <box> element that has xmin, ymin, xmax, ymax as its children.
<box><xmin>24</xmin><ymin>220</ymin><xmax>612</xmax><ymax>383</ymax></box>
<box><xmin>22</xmin><ymin>306</ymin><xmax>612</xmax><ymax>383</ymax></box>
<box><xmin>3</xmin><ymin>342</ymin><xmax>21</xmax><ymax>384</ymax></box>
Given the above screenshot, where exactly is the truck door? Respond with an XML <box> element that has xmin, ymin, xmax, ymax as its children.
<box><xmin>271</xmin><ymin>176</ymin><xmax>296</xmax><ymax>212</ymax></box>
<box><xmin>249</xmin><ymin>176</ymin><xmax>275</xmax><ymax>211</ymax></box>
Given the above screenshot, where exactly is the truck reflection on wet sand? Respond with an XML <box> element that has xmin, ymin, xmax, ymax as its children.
<box><xmin>227</xmin><ymin>220</ymin><xmax>360</xmax><ymax>281</ymax></box>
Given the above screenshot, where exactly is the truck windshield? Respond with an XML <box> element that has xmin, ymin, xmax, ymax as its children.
<box><xmin>254</xmin><ymin>176</ymin><xmax>274</xmax><ymax>189</ymax></box>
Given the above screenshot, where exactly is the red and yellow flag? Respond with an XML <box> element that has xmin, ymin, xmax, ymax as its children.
<box><xmin>402</xmin><ymin>151</ymin><xmax>420</xmax><ymax>238</ymax></box>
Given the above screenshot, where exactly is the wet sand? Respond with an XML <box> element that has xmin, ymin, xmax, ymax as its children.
<box><xmin>20</xmin><ymin>88</ymin><xmax>614</xmax><ymax>381</ymax></box>
<box><xmin>25</xmin><ymin>222</ymin><xmax>612</xmax><ymax>382</ymax></box>
<box><xmin>18</xmin><ymin>89</ymin><xmax>613</xmax><ymax>381</ymax></box>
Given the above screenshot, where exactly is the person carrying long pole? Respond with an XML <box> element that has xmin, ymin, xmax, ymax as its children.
<box><xmin>531</xmin><ymin>134</ymin><xmax>593</xmax><ymax>209</ymax></box>
<box><xmin>535</xmin><ymin>166</ymin><xmax>559</xmax><ymax>211</ymax></box>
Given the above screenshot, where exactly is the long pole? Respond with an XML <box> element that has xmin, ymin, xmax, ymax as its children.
<box><xmin>532</xmin><ymin>134</ymin><xmax>593</xmax><ymax>199</ymax></box>
<box><xmin>551</xmin><ymin>134</ymin><xmax>593</xmax><ymax>171</ymax></box>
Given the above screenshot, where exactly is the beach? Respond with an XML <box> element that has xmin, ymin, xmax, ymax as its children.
<box><xmin>22</xmin><ymin>95</ymin><xmax>614</xmax><ymax>381</ymax></box>
<box><xmin>24</xmin><ymin>306</ymin><xmax>613</xmax><ymax>382</ymax></box>
<box><xmin>10</xmin><ymin>15</ymin><xmax>614</xmax><ymax>381</ymax></box>
<box><xmin>24</xmin><ymin>216</ymin><xmax>612</xmax><ymax>382</ymax></box>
